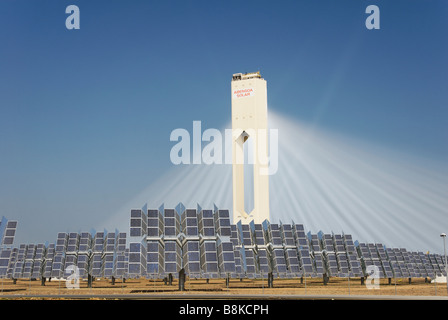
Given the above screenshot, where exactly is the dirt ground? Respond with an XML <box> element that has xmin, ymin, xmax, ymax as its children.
<box><xmin>1</xmin><ymin>276</ymin><xmax>447</xmax><ymax>299</ymax></box>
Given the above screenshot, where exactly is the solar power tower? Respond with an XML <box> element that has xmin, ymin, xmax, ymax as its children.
<box><xmin>231</xmin><ymin>71</ymin><xmax>270</xmax><ymax>225</ymax></box>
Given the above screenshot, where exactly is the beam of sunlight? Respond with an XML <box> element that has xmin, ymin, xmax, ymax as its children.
<box><xmin>269</xmin><ymin>111</ymin><xmax>448</xmax><ymax>253</ymax></box>
<box><xmin>103</xmin><ymin>110</ymin><xmax>448</xmax><ymax>253</ymax></box>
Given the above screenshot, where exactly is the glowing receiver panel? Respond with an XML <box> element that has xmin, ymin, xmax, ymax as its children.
<box><xmin>231</xmin><ymin>72</ymin><xmax>270</xmax><ymax>224</ymax></box>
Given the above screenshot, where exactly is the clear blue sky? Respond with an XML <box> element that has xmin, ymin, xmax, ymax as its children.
<box><xmin>1</xmin><ymin>0</ymin><xmax>447</xmax><ymax>245</ymax></box>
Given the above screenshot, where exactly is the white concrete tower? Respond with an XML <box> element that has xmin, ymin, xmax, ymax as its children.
<box><xmin>231</xmin><ymin>71</ymin><xmax>270</xmax><ymax>224</ymax></box>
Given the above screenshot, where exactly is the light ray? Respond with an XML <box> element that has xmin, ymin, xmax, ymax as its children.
<box><xmin>103</xmin><ymin>110</ymin><xmax>448</xmax><ymax>253</ymax></box>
